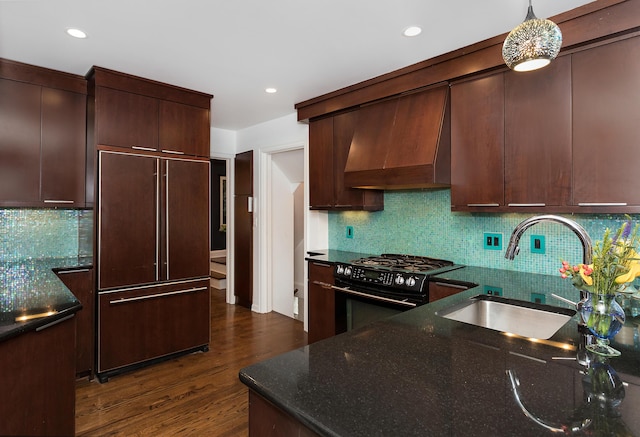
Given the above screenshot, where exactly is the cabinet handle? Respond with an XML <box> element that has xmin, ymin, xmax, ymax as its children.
<box><xmin>131</xmin><ymin>146</ymin><xmax>157</xmax><ymax>151</ymax></box>
<box><xmin>578</xmin><ymin>202</ymin><xmax>628</xmax><ymax>207</ymax></box>
<box><xmin>330</xmin><ymin>284</ymin><xmax>417</xmax><ymax>307</ymax></box>
<box><xmin>35</xmin><ymin>314</ymin><xmax>75</xmax><ymax>332</ymax></box>
<box><xmin>312</xmin><ymin>280</ymin><xmax>333</xmax><ymax>289</ymax></box>
<box><xmin>433</xmin><ymin>282</ymin><xmax>469</xmax><ymax>290</ymax></box>
<box><xmin>467</xmin><ymin>203</ymin><xmax>500</xmax><ymax>207</ymax></box>
<box><xmin>109</xmin><ymin>286</ymin><xmax>208</xmax><ymax>304</ymax></box>
<box><xmin>507</xmin><ymin>203</ymin><xmax>546</xmax><ymax>207</ymax></box>
<box><xmin>44</xmin><ymin>200</ymin><xmax>74</xmax><ymax>204</ymax></box>
<box><xmin>57</xmin><ymin>268</ymin><xmax>90</xmax><ymax>274</ymax></box>
<box><xmin>161</xmin><ymin>149</ymin><xmax>185</xmax><ymax>155</ymax></box>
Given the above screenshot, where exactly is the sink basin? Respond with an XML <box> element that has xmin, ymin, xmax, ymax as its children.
<box><xmin>436</xmin><ymin>294</ymin><xmax>576</xmax><ymax>339</ymax></box>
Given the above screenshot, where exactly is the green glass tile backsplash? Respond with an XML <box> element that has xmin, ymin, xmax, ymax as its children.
<box><xmin>0</xmin><ymin>209</ymin><xmax>93</xmax><ymax>261</ymax></box>
<box><xmin>328</xmin><ymin>189</ymin><xmax>637</xmax><ymax>276</ymax></box>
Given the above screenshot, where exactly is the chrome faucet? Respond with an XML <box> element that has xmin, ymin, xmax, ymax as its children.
<box><xmin>505</xmin><ymin>214</ymin><xmax>593</xmax><ymax>265</ymax></box>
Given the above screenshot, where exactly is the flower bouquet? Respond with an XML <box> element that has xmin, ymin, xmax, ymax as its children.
<box><xmin>560</xmin><ymin>216</ymin><xmax>640</xmax><ymax>356</ymax></box>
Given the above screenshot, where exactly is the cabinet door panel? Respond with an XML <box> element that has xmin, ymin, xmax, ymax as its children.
<box><xmin>159</xmin><ymin>101</ymin><xmax>210</xmax><ymax>157</ymax></box>
<box><xmin>0</xmin><ymin>79</ymin><xmax>41</xmax><ymax>204</ymax></box>
<box><xmin>56</xmin><ymin>268</ymin><xmax>94</xmax><ymax>377</ymax></box>
<box><xmin>309</xmin><ymin>117</ymin><xmax>334</xmax><ymax>208</ymax></box>
<box><xmin>505</xmin><ymin>56</ymin><xmax>572</xmax><ymax>207</ymax></box>
<box><xmin>308</xmin><ymin>262</ymin><xmax>336</xmax><ymax>343</ymax></box>
<box><xmin>98</xmin><ymin>280</ymin><xmax>210</xmax><ymax>373</ymax></box>
<box><xmin>99</xmin><ymin>152</ymin><xmax>158</xmax><ymax>289</ymax></box>
<box><xmin>41</xmin><ymin>88</ymin><xmax>87</xmax><ymax>205</ymax></box>
<box><xmin>96</xmin><ymin>87</ymin><xmax>159</xmax><ymax>150</ymax></box>
<box><xmin>165</xmin><ymin>159</ymin><xmax>210</xmax><ymax>281</ymax></box>
<box><xmin>451</xmin><ymin>73</ymin><xmax>505</xmax><ymax>208</ymax></box>
<box><xmin>572</xmin><ymin>36</ymin><xmax>640</xmax><ymax>205</ymax></box>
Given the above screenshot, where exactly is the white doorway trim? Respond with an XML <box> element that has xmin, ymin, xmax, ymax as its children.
<box><xmin>256</xmin><ymin>142</ymin><xmax>307</xmax><ymax>323</ymax></box>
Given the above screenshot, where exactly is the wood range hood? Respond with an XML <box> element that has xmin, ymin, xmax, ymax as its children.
<box><xmin>344</xmin><ymin>83</ymin><xmax>451</xmax><ymax>190</ymax></box>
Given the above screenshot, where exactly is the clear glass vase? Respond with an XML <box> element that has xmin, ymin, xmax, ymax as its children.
<box><xmin>580</xmin><ymin>292</ymin><xmax>626</xmax><ymax>357</ymax></box>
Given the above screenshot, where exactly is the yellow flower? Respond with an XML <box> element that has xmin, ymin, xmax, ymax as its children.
<box><xmin>615</xmin><ymin>250</ymin><xmax>640</xmax><ymax>284</ymax></box>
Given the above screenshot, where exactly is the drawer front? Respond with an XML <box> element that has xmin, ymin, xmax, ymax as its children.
<box><xmin>98</xmin><ymin>279</ymin><xmax>209</xmax><ymax>373</ymax></box>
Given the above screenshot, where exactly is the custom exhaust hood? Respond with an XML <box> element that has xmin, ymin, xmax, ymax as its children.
<box><xmin>344</xmin><ymin>83</ymin><xmax>451</xmax><ymax>190</ymax></box>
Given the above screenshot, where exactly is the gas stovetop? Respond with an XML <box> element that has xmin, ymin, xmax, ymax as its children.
<box><xmin>349</xmin><ymin>254</ymin><xmax>454</xmax><ymax>273</ymax></box>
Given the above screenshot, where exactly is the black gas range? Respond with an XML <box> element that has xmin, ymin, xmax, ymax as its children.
<box><xmin>333</xmin><ymin>253</ymin><xmax>462</xmax><ymax>307</ymax></box>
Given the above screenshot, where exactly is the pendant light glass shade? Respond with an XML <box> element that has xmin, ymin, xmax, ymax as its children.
<box><xmin>502</xmin><ymin>1</ymin><xmax>562</xmax><ymax>72</ymax></box>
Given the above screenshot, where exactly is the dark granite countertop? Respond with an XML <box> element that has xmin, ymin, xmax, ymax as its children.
<box><xmin>241</xmin><ymin>252</ymin><xmax>640</xmax><ymax>436</ymax></box>
<box><xmin>0</xmin><ymin>257</ymin><xmax>92</xmax><ymax>342</ymax></box>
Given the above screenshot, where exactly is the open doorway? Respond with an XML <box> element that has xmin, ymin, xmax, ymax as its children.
<box><xmin>210</xmin><ymin>159</ymin><xmax>227</xmax><ymax>292</ymax></box>
<box><xmin>268</xmin><ymin>148</ymin><xmax>305</xmax><ymax>321</ymax></box>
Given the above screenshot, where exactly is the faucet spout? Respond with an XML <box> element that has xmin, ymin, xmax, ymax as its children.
<box><xmin>505</xmin><ymin>214</ymin><xmax>593</xmax><ymax>265</ymax></box>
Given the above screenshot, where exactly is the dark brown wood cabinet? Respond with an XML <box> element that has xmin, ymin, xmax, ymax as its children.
<box><xmin>452</xmin><ymin>56</ymin><xmax>572</xmax><ymax>212</ymax></box>
<box><xmin>451</xmin><ymin>72</ymin><xmax>505</xmax><ymax>210</ymax></box>
<box><xmin>98</xmin><ymin>151</ymin><xmax>210</xmax><ymax>290</ymax></box>
<box><xmin>89</xmin><ymin>68</ymin><xmax>212</xmax><ymax>380</ymax></box>
<box><xmin>55</xmin><ymin>268</ymin><xmax>94</xmax><ymax>378</ymax></box>
<box><xmin>90</xmin><ymin>67</ymin><xmax>211</xmax><ymax>158</ymax></box>
<box><xmin>248</xmin><ymin>390</ymin><xmax>320</xmax><ymax>437</ymax></box>
<box><xmin>0</xmin><ymin>314</ymin><xmax>76</xmax><ymax>436</ymax></box>
<box><xmin>97</xmin><ymin>278</ymin><xmax>210</xmax><ymax>377</ymax></box>
<box><xmin>504</xmin><ymin>55</ymin><xmax>572</xmax><ymax>208</ymax></box>
<box><xmin>308</xmin><ymin>261</ymin><xmax>339</xmax><ymax>343</ymax></box>
<box><xmin>429</xmin><ymin>280</ymin><xmax>471</xmax><ymax>303</ymax></box>
<box><xmin>308</xmin><ymin>111</ymin><xmax>383</xmax><ymax>210</ymax></box>
<box><xmin>0</xmin><ymin>60</ymin><xmax>86</xmax><ymax>207</ymax></box>
<box><xmin>159</xmin><ymin>100</ymin><xmax>210</xmax><ymax>157</ymax></box>
<box><xmin>95</xmin><ymin>86</ymin><xmax>159</xmax><ymax>151</ymax></box>
<box><xmin>572</xmin><ymin>35</ymin><xmax>640</xmax><ymax>209</ymax></box>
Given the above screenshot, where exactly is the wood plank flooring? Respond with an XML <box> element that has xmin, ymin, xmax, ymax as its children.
<box><xmin>75</xmin><ymin>289</ymin><xmax>307</xmax><ymax>436</ymax></box>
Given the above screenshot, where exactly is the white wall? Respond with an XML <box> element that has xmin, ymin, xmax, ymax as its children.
<box><xmin>210</xmin><ymin>127</ymin><xmax>237</xmax><ymax>158</ymax></box>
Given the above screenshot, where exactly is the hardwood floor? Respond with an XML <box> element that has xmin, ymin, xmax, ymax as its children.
<box><xmin>75</xmin><ymin>289</ymin><xmax>308</xmax><ymax>436</ymax></box>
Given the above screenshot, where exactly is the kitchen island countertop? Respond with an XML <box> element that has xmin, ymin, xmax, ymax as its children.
<box><xmin>0</xmin><ymin>257</ymin><xmax>91</xmax><ymax>342</ymax></box>
<box><xmin>241</xmin><ymin>253</ymin><xmax>640</xmax><ymax>436</ymax></box>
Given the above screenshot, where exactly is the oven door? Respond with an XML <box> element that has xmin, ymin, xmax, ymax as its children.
<box><xmin>333</xmin><ymin>280</ymin><xmax>420</xmax><ymax>331</ymax></box>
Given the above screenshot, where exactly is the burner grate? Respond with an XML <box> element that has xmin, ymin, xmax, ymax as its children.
<box><xmin>350</xmin><ymin>254</ymin><xmax>453</xmax><ymax>272</ymax></box>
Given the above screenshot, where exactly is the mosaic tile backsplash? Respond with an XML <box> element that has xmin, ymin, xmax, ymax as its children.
<box><xmin>0</xmin><ymin>209</ymin><xmax>93</xmax><ymax>262</ymax></box>
<box><xmin>329</xmin><ymin>189</ymin><xmax>638</xmax><ymax>276</ymax></box>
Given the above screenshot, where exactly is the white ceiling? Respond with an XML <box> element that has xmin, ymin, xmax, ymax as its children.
<box><xmin>0</xmin><ymin>0</ymin><xmax>593</xmax><ymax>131</ymax></box>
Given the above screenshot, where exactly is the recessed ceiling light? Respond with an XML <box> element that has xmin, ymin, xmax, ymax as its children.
<box><xmin>66</xmin><ymin>28</ymin><xmax>87</xmax><ymax>39</ymax></box>
<box><xmin>265</xmin><ymin>88</ymin><xmax>277</xmax><ymax>94</ymax></box>
<box><xmin>403</xmin><ymin>26</ymin><xmax>422</xmax><ymax>37</ymax></box>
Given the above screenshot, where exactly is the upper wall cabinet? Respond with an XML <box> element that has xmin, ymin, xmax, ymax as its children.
<box><xmin>451</xmin><ymin>55</ymin><xmax>572</xmax><ymax>212</ymax></box>
<box><xmin>571</xmin><ymin>35</ymin><xmax>640</xmax><ymax>210</ymax></box>
<box><xmin>89</xmin><ymin>67</ymin><xmax>212</xmax><ymax>158</ymax></box>
<box><xmin>309</xmin><ymin>111</ymin><xmax>383</xmax><ymax>210</ymax></box>
<box><xmin>0</xmin><ymin>59</ymin><xmax>87</xmax><ymax>208</ymax></box>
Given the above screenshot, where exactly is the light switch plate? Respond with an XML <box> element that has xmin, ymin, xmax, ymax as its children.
<box><xmin>531</xmin><ymin>235</ymin><xmax>546</xmax><ymax>254</ymax></box>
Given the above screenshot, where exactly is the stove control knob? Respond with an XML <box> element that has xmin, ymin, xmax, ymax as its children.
<box><xmin>344</xmin><ymin>266</ymin><xmax>352</xmax><ymax>276</ymax></box>
<box><xmin>395</xmin><ymin>274</ymin><xmax>405</xmax><ymax>285</ymax></box>
<box><xmin>336</xmin><ymin>265</ymin><xmax>344</xmax><ymax>275</ymax></box>
<box><xmin>406</xmin><ymin>276</ymin><xmax>416</xmax><ymax>287</ymax></box>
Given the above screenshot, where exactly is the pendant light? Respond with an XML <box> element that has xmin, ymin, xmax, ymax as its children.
<box><xmin>502</xmin><ymin>0</ymin><xmax>562</xmax><ymax>72</ymax></box>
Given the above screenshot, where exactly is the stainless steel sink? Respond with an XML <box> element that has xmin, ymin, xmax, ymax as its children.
<box><xmin>436</xmin><ymin>294</ymin><xmax>576</xmax><ymax>339</ymax></box>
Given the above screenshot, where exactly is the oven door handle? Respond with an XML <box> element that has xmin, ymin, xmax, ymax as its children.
<box><xmin>329</xmin><ymin>284</ymin><xmax>417</xmax><ymax>308</ymax></box>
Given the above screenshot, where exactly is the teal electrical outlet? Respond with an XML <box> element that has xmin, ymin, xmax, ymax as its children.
<box><xmin>484</xmin><ymin>285</ymin><xmax>503</xmax><ymax>296</ymax></box>
<box><xmin>531</xmin><ymin>235</ymin><xmax>546</xmax><ymax>254</ymax></box>
<box><xmin>531</xmin><ymin>293</ymin><xmax>546</xmax><ymax>304</ymax></box>
<box><xmin>483</xmin><ymin>233</ymin><xmax>502</xmax><ymax>250</ymax></box>
<box><xmin>346</xmin><ymin>226</ymin><xmax>354</xmax><ymax>239</ymax></box>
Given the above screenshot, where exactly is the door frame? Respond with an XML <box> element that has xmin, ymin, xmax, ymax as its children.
<box><xmin>256</xmin><ymin>142</ymin><xmax>306</xmax><ymax>319</ymax></box>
